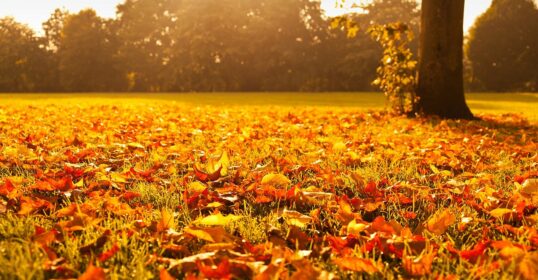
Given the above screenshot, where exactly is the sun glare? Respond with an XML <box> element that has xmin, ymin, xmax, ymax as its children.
<box><xmin>320</xmin><ymin>0</ymin><xmax>367</xmax><ymax>17</ymax></box>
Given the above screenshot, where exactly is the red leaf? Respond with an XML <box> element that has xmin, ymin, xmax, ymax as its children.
<box><xmin>194</xmin><ymin>165</ymin><xmax>222</xmax><ymax>183</ymax></box>
<box><xmin>122</xmin><ymin>191</ymin><xmax>141</xmax><ymax>201</ymax></box>
<box><xmin>197</xmin><ymin>258</ymin><xmax>231</xmax><ymax>279</ymax></box>
<box><xmin>0</xmin><ymin>179</ymin><xmax>14</xmax><ymax>196</ymax></box>
<box><xmin>98</xmin><ymin>243</ymin><xmax>120</xmax><ymax>262</ymax></box>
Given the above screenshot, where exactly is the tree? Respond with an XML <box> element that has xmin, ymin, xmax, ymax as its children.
<box><xmin>116</xmin><ymin>0</ymin><xmax>181</xmax><ymax>91</ymax></box>
<box><xmin>466</xmin><ymin>0</ymin><xmax>538</xmax><ymax>92</ymax></box>
<box><xmin>0</xmin><ymin>17</ymin><xmax>52</xmax><ymax>92</ymax></box>
<box><xmin>58</xmin><ymin>9</ymin><xmax>124</xmax><ymax>92</ymax></box>
<box><xmin>415</xmin><ymin>0</ymin><xmax>473</xmax><ymax>119</ymax></box>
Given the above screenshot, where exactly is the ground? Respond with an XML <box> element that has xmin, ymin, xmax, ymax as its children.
<box><xmin>0</xmin><ymin>93</ymin><xmax>537</xmax><ymax>279</ymax></box>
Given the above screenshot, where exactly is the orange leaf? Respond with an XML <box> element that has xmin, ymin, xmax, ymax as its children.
<box><xmin>197</xmin><ymin>258</ymin><xmax>231</xmax><ymax>279</ymax></box>
<box><xmin>157</xmin><ymin>208</ymin><xmax>176</xmax><ymax>233</ymax></box>
<box><xmin>425</xmin><ymin>209</ymin><xmax>456</xmax><ymax>235</ymax></box>
<box><xmin>333</xmin><ymin>256</ymin><xmax>383</xmax><ymax>274</ymax></box>
<box><xmin>160</xmin><ymin>269</ymin><xmax>176</xmax><ymax>280</ymax></box>
<box><xmin>402</xmin><ymin>252</ymin><xmax>436</xmax><ymax>277</ymax></box>
<box><xmin>79</xmin><ymin>264</ymin><xmax>106</xmax><ymax>280</ymax></box>
<box><xmin>518</xmin><ymin>251</ymin><xmax>538</xmax><ymax>280</ymax></box>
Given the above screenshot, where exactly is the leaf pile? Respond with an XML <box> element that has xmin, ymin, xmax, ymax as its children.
<box><xmin>0</xmin><ymin>103</ymin><xmax>537</xmax><ymax>279</ymax></box>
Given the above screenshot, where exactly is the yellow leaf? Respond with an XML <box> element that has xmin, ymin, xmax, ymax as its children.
<box><xmin>216</xmin><ymin>151</ymin><xmax>230</xmax><ymax>176</ymax></box>
<box><xmin>261</xmin><ymin>173</ymin><xmax>291</xmax><ymax>187</ymax></box>
<box><xmin>157</xmin><ymin>209</ymin><xmax>176</xmax><ymax>232</ymax></box>
<box><xmin>347</xmin><ymin>219</ymin><xmax>368</xmax><ymax>235</ymax></box>
<box><xmin>195</xmin><ymin>213</ymin><xmax>241</xmax><ymax>226</ymax></box>
<box><xmin>489</xmin><ymin>208</ymin><xmax>514</xmax><ymax>219</ymax></box>
<box><xmin>183</xmin><ymin>227</ymin><xmax>216</xmax><ymax>243</ymax></box>
<box><xmin>75</xmin><ymin>178</ymin><xmax>84</xmax><ymax>188</ymax></box>
<box><xmin>332</xmin><ymin>142</ymin><xmax>347</xmax><ymax>151</ymax></box>
<box><xmin>206</xmin><ymin>202</ymin><xmax>224</xmax><ymax>208</ymax></box>
<box><xmin>188</xmin><ymin>181</ymin><xmax>207</xmax><ymax>192</ymax></box>
<box><xmin>127</xmin><ymin>142</ymin><xmax>145</xmax><ymax>149</ymax></box>
<box><xmin>425</xmin><ymin>209</ymin><xmax>455</xmax><ymax>235</ymax></box>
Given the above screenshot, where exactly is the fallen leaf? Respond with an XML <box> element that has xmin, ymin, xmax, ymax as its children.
<box><xmin>183</xmin><ymin>226</ymin><xmax>236</xmax><ymax>243</ymax></box>
<box><xmin>520</xmin><ymin>179</ymin><xmax>538</xmax><ymax>195</ymax></box>
<box><xmin>195</xmin><ymin>213</ymin><xmax>242</xmax><ymax>226</ymax></box>
<box><xmin>426</xmin><ymin>209</ymin><xmax>456</xmax><ymax>235</ymax></box>
<box><xmin>159</xmin><ymin>269</ymin><xmax>176</xmax><ymax>280</ymax></box>
<box><xmin>157</xmin><ymin>208</ymin><xmax>176</xmax><ymax>232</ymax></box>
<box><xmin>518</xmin><ymin>251</ymin><xmax>538</xmax><ymax>280</ymax></box>
<box><xmin>333</xmin><ymin>256</ymin><xmax>383</xmax><ymax>274</ymax></box>
<box><xmin>79</xmin><ymin>264</ymin><xmax>106</xmax><ymax>280</ymax></box>
<box><xmin>282</xmin><ymin>209</ymin><xmax>312</xmax><ymax>228</ymax></box>
<box><xmin>261</xmin><ymin>174</ymin><xmax>291</xmax><ymax>188</ymax></box>
<box><xmin>489</xmin><ymin>208</ymin><xmax>514</xmax><ymax>219</ymax></box>
<box><xmin>402</xmin><ymin>252</ymin><xmax>436</xmax><ymax>277</ymax></box>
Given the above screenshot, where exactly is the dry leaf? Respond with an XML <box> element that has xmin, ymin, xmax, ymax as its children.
<box><xmin>426</xmin><ymin>209</ymin><xmax>456</xmax><ymax>235</ymax></box>
<box><xmin>195</xmin><ymin>213</ymin><xmax>242</xmax><ymax>226</ymax></box>
<box><xmin>333</xmin><ymin>256</ymin><xmax>383</xmax><ymax>274</ymax></box>
<box><xmin>261</xmin><ymin>174</ymin><xmax>291</xmax><ymax>187</ymax></box>
<box><xmin>79</xmin><ymin>264</ymin><xmax>106</xmax><ymax>280</ymax></box>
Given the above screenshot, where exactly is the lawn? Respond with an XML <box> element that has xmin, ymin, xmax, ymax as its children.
<box><xmin>1</xmin><ymin>92</ymin><xmax>537</xmax><ymax>121</ymax></box>
<box><xmin>0</xmin><ymin>93</ymin><xmax>537</xmax><ymax>279</ymax></box>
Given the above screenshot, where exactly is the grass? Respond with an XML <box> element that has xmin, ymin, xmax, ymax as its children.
<box><xmin>0</xmin><ymin>92</ymin><xmax>536</xmax><ymax>121</ymax></box>
<box><xmin>0</xmin><ymin>92</ymin><xmax>536</xmax><ymax>279</ymax></box>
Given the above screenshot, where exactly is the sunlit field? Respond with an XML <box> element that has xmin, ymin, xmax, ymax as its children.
<box><xmin>0</xmin><ymin>93</ymin><xmax>537</xmax><ymax>279</ymax></box>
<box><xmin>2</xmin><ymin>92</ymin><xmax>537</xmax><ymax>121</ymax></box>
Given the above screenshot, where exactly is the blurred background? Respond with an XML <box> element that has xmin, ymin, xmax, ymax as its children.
<box><xmin>0</xmin><ymin>0</ymin><xmax>536</xmax><ymax>93</ymax></box>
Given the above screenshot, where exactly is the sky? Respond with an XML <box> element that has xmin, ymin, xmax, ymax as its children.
<box><xmin>0</xmin><ymin>0</ymin><xmax>493</xmax><ymax>34</ymax></box>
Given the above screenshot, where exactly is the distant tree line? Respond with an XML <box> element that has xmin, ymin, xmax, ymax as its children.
<box><xmin>0</xmin><ymin>0</ymin><xmax>536</xmax><ymax>93</ymax></box>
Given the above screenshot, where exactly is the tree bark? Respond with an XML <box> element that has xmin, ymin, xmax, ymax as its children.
<box><xmin>416</xmin><ymin>0</ymin><xmax>474</xmax><ymax>119</ymax></box>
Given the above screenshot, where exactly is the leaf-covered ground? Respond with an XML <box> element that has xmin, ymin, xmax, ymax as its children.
<box><xmin>0</xmin><ymin>100</ymin><xmax>537</xmax><ymax>279</ymax></box>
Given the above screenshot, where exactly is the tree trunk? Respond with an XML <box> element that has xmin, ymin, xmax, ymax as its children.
<box><xmin>416</xmin><ymin>0</ymin><xmax>474</xmax><ymax>119</ymax></box>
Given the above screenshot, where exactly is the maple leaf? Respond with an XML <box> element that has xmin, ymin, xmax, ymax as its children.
<box><xmin>425</xmin><ymin>209</ymin><xmax>456</xmax><ymax>235</ymax></box>
<box><xmin>197</xmin><ymin>258</ymin><xmax>232</xmax><ymax>279</ymax></box>
<box><xmin>157</xmin><ymin>208</ymin><xmax>177</xmax><ymax>233</ymax></box>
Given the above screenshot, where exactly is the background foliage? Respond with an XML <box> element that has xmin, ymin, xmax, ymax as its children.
<box><xmin>0</xmin><ymin>0</ymin><xmax>536</xmax><ymax>93</ymax></box>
